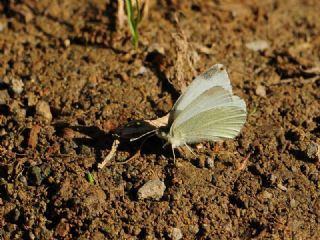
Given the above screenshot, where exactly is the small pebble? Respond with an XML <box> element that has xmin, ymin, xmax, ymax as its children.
<box><xmin>0</xmin><ymin>22</ymin><xmax>6</xmax><ymax>32</ymax></box>
<box><xmin>64</xmin><ymin>39</ymin><xmax>70</xmax><ymax>47</ymax></box>
<box><xmin>195</xmin><ymin>143</ymin><xmax>204</xmax><ymax>149</ymax></box>
<box><xmin>79</xmin><ymin>145</ymin><xmax>91</xmax><ymax>155</ymax></box>
<box><xmin>290</xmin><ymin>198</ymin><xmax>297</xmax><ymax>208</ymax></box>
<box><xmin>55</xmin><ymin>219</ymin><xmax>70</xmax><ymax>237</ymax></box>
<box><xmin>18</xmin><ymin>175</ymin><xmax>28</xmax><ymax>186</ymax></box>
<box><xmin>205</xmin><ymin>157</ymin><xmax>215</xmax><ymax>169</ymax></box>
<box><xmin>137</xmin><ymin>179</ymin><xmax>166</xmax><ymax>200</ymax></box>
<box><xmin>277</xmin><ymin>183</ymin><xmax>288</xmax><ymax>191</ymax></box>
<box><xmin>262</xmin><ymin>190</ymin><xmax>273</xmax><ymax>199</ymax></box>
<box><xmin>40</xmin><ymin>163</ymin><xmax>52</xmax><ymax>178</ymax></box>
<box><xmin>235</xmin><ymin>208</ymin><xmax>241</xmax><ymax>218</ymax></box>
<box><xmin>0</xmin><ymin>128</ymin><xmax>6</xmax><ymax>136</ymax></box>
<box><xmin>11</xmin><ymin>100</ymin><xmax>26</xmax><ymax>119</ymax></box>
<box><xmin>269</xmin><ymin>174</ymin><xmax>277</xmax><ymax>185</ymax></box>
<box><xmin>27</xmin><ymin>92</ymin><xmax>38</xmax><ymax>106</ymax></box>
<box><xmin>291</xmin><ymin>166</ymin><xmax>298</xmax><ymax>172</ymax></box>
<box><xmin>21</xmin><ymin>6</ymin><xmax>34</xmax><ymax>23</ymax></box>
<box><xmin>5</xmin><ymin>183</ymin><xmax>14</xmax><ymax>196</ymax></box>
<box><xmin>169</xmin><ymin>228</ymin><xmax>183</xmax><ymax>240</ymax></box>
<box><xmin>88</xmin><ymin>74</ymin><xmax>98</xmax><ymax>84</ymax></box>
<box><xmin>136</xmin><ymin>66</ymin><xmax>147</xmax><ymax>75</ymax></box>
<box><xmin>255</xmin><ymin>84</ymin><xmax>266</xmax><ymax>97</ymax></box>
<box><xmin>35</xmin><ymin>100</ymin><xmax>52</xmax><ymax>122</ymax></box>
<box><xmin>305</xmin><ymin>141</ymin><xmax>320</xmax><ymax>162</ymax></box>
<box><xmin>28</xmin><ymin>125</ymin><xmax>41</xmax><ymax>149</ymax></box>
<box><xmin>188</xmin><ymin>225</ymin><xmax>199</xmax><ymax>234</ymax></box>
<box><xmin>245</xmin><ymin>40</ymin><xmax>270</xmax><ymax>51</ymax></box>
<box><xmin>12</xmin><ymin>208</ymin><xmax>21</xmax><ymax>222</ymax></box>
<box><xmin>28</xmin><ymin>166</ymin><xmax>43</xmax><ymax>186</ymax></box>
<box><xmin>28</xmin><ymin>232</ymin><xmax>36</xmax><ymax>240</ymax></box>
<box><xmin>0</xmin><ymin>89</ymin><xmax>10</xmax><ymax>104</ymax></box>
<box><xmin>9</xmin><ymin>77</ymin><xmax>24</xmax><ymax>94</ymax></box>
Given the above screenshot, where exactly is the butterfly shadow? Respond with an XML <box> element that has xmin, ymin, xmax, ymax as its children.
<box><xmin>53</xmin><ymin>122</ymin><xmax>115</xmax><ymax>167</ymax></box>
<box><xmin>53</xmin><ymin>120</ymin><xmax>175</xmax><ymax>169</ymax></box>
<box><xmin>113</xmin><ymin>119</ymin><xmax>177</xmax><ymax>163</ymax></box>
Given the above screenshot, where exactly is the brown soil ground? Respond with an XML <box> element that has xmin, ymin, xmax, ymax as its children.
<box><xmin>0</xmin><ymin>0</ymin><xmax>319</xmax><ymax>239</ymax></box>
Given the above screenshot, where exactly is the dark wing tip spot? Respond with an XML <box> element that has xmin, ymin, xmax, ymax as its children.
<box><xmin>219</xmin><ymin>66</ymin><xmax>225</xmax><ymax>71</ymax></box>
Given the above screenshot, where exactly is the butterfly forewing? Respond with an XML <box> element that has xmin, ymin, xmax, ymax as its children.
<box><xmin>171</xmin><ymin>86</ymin><xmax>244</xmax><ymax>129</ymax></box>
<box><xmin>169</xmin><ymin>64</ymin><xmax>232</xmax><ymax>124</ymax></box>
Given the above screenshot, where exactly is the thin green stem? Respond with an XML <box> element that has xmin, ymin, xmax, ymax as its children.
<box><xmin>125</xmin><ymin>0</ymin><xmax>140</xmax><ymax>48</ymax></box>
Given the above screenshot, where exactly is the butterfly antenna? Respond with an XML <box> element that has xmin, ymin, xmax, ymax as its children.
<box><xmin>184</xmin><ymin>143</ymin><xmax>198</xmax><ymax>158</ymax></box>
<box><xmin>130</xmin><ymin>129</ymin><xmax>157</xmax><ymax>142</ymax></box>
<box><xmin>162</xmin><ymin>142</ymin><xmax>169</xmax><ymax>149</ymax></box>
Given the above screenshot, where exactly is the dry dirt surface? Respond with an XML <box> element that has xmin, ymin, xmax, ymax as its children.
<box><xmin>0</xmin><ymin>0</ymin><xmax>320</xmax><ymax>239</ymax></box>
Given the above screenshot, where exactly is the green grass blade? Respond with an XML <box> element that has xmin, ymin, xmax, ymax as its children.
<box><xmin>125</xmin><ymin>0</ymin><xmax>139</xmax><ymax>48</ymax></box>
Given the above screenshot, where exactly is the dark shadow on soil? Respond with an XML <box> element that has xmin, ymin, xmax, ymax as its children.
<box><xmin>104</xmin><ymin>1</ymin><xmax>117</xmax><ymax>32</ymax></box>
<box><xmin>53</xmin><ymin>120</ymin><xmax>177</xmax><ymax>173</ymax></box>
<box><xmin>311</xmin><ymin>116</ymin><xmax>320</xmax><ymax>137</ymax></box>
<box><xmin>289</xmin><ymin>149</ymin><xmax>317</xmax><ymax>163</ymax></box>
<box><xmin>145</xmin><ymin>50</ymin><xmax>180</xmax><ymax>101</ymax></box>
<box><xmin>229</xmin><ymin>194</ymin><xmax>246</xmax><ymax>209</ymax></box>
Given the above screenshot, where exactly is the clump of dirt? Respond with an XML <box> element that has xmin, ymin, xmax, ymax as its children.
<box><xmin>0</xmin><ymin>0</ymin><xmax>319</xmax><ymax>239</ymax></box>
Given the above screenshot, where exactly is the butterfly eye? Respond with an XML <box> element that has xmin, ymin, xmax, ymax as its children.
<box><xmin>159</xmin><ymin>131</ymin><xmax>167</xmax><ymax>138</ymax></box>
<box><xmin>126</xmin><ymin>121</ymin><xmax>141</xmax><ymax>127</ymax></box>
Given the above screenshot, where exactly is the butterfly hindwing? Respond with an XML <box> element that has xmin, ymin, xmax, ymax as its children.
<box><xmin>169</xmin><ymin>106</ymin><xmax>246</xmax><ymax>147</ymax></box>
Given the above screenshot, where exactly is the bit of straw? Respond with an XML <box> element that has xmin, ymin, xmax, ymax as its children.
<box><xmin>117</xmin><ymin>0</ymin><xmax>126</xmax><ymax>29</ymax></box>
<box><xmin>98</xmin><ymin>139</ymin><xmax>120</xmax><ymax>169</ymax></box>
<box><xmin>236</xmin><ymin>153</ymin><xmax>250</xmax><ymax>172</ymax></box>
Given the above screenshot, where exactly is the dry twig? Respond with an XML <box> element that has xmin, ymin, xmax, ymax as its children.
<box><xmin>98</xmin><ymin>139</ymin><xmax>120</xmax><ymax>169</ymax></box>
<box><xmin>171</xmin><ymin>14</ymin><xmax>200</xmax><ymax>92</ymax></box>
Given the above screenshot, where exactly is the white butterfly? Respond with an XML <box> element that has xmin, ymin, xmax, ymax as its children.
<box><xmin>157</xmin><ymin>64</ymin><xmax>246</xmax><ymax>153</ymax></box>
<box><xmin>121</xmin><ymin>64</ymin><xmax>247</xmax><ymax>159</ymax></box>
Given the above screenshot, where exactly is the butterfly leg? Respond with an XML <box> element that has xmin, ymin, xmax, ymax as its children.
<box><xmin>184</xmin><ymin>143</ymin><xmax>198</xmax><ymax>158</ymax></box>
<box><xmin>162</xmin><ymin>142</ymin><xmax>170</xmax><ymax>149</ymax></box>
<box><xmin>171</xmin><ymin>145</ymin><xmax>176</xmax><ymax>164</ymax></box>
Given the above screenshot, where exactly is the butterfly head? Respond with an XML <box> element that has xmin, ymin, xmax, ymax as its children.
<box><xmin>156</xmin><ymin>126</ymin><xmax>170</xmax><ymax>141</ymax></box>
<box><xmin>156</xmin><ymin>127</ymin><xmax>184</xmax><ymax>148</ymax></box>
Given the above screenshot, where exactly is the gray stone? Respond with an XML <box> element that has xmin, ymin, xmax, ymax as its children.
<box><xmin>137</xmin><ymin>179</ymin><xmax>166</xmax><ymax>200</ymax></box>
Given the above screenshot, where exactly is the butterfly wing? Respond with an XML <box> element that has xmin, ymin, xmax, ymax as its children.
<box><xmin>169</xmin><ymin>64</ymin><xmax>232</xmax><ymax>124</ymax></box>
<box><xmin>171</xmin><ymin>86</ymin><xmax>245</xmax><ymax>128</ymax></box>
<box><xmin>168</xmin><ymin>86</ymin><xmax>246</xmax><ymax>148</ymax></box>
